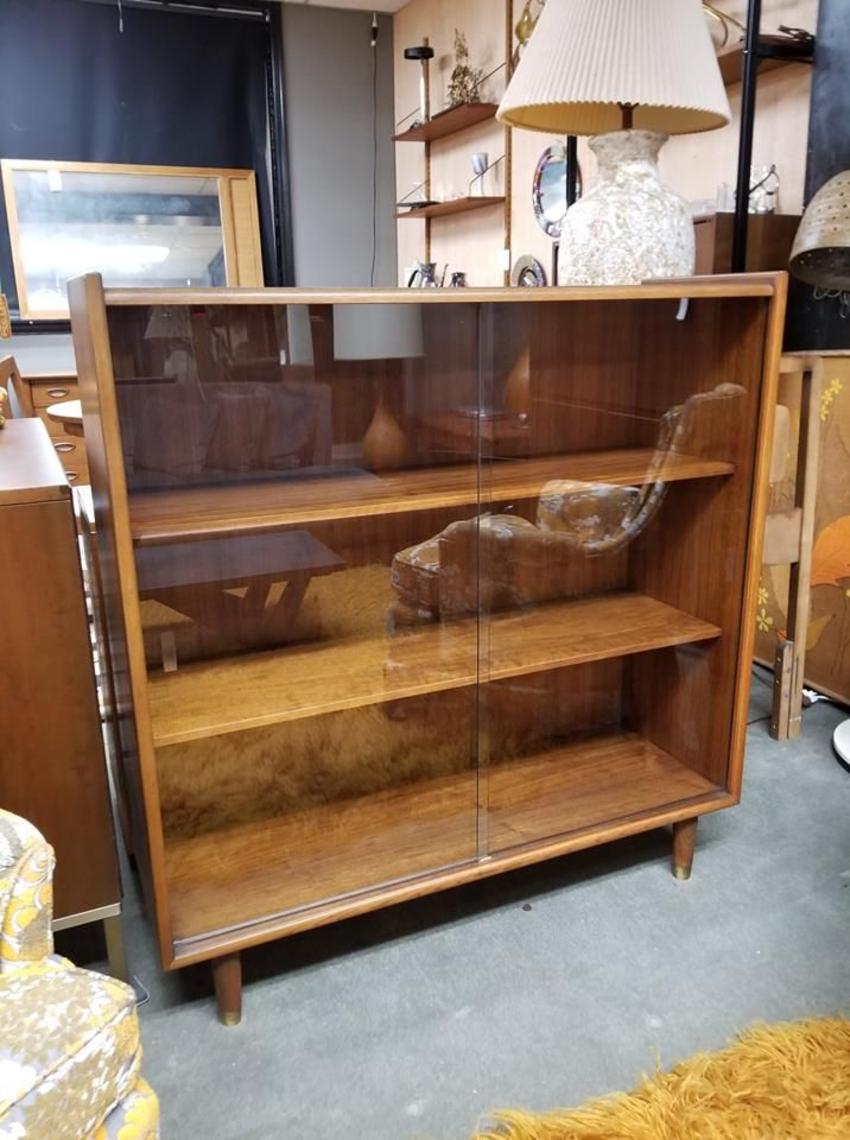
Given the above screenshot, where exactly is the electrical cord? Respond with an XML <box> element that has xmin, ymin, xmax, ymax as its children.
<box><xmin>370</xmin><ymin>11</ymin><xmax>379</xmax><ymax>287</ymax></box>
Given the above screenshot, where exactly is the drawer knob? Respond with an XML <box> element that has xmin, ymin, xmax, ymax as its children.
<box><xmin>65</xmin><ymin>471</ymin><xmax>80</xmax><ymax>483</ymax></box>
<box><xmin>54</xmin><ymin>442</ymin><xmax>75</xmax><ymax>453</ymax></box>
<box><xmin>47</xmin><ymin>388</ymin><xmax>71</xmax><ymax>399</ymax></box>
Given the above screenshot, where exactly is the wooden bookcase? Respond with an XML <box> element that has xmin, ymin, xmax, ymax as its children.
<box><xmin>69</xmin><ymin>273</ymin><xmax>786</xmax><ymax>1024</ymax></box>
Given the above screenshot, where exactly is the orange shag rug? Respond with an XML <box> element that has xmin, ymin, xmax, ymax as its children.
<box><xmin>472</xmin><ymin>1018</ymin><xmax>850</xmax><ymax>1139</ymax></box>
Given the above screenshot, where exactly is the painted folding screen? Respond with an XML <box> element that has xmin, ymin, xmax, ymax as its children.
<box><xmin>755</xmin><ymin>355</ymin><xmax>850</xmax><ymax>703</ymax></box>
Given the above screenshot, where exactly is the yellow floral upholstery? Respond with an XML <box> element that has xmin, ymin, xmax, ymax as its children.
<box><xmin>0</xmin><ymin>810</ymin><xmax>159</xmax><ymax>1139</ymax></box>
<box><xmin>0</xmin><ymin>810</ymin><xmax>55</xmax><ymax>968</ymax></box>
<box><xmin>88</xmin><ymin>1078</ymin><xmax>159</xmax><ymax>1140</ymax></box>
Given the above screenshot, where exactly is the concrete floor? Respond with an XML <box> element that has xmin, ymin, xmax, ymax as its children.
<box><xmin>61</xmin><ymin>675</ymin><xmax>850</xmax><ymax>1140</ymax></box>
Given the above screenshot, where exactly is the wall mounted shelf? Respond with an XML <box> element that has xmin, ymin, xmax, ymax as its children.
<box><xmin>718</xmin><ymin>44</ymin><xmax>808</xmax><ymax>86</ymax></box>
<box><xmin>396</xmin><ymin>195</ymin><xmax>505</xmax><ymax>222</ymax></box>
<box><xmin>394</xmin><ymin>102</ymin><xmax>498</xmax><ymax>143</ymax></box>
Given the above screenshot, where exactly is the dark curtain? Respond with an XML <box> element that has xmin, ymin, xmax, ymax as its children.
<box><xmin>0</xmin><ymin>0</ymin><xmax>292</xmax><ymax>315</ymax></box>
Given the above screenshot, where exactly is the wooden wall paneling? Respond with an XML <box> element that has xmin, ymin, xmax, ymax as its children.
<box><xmin>393</xmin><ymin>0</ymin><xmax>511</xmax><ymax>286</ymax></box>
<box><xmin>68</xmin><ymin>273</ymin><xmax>175</xmax><ymax>965</ymax></box>
<box><xmin>395</xmin><ymin>0</ymin><xmax>816</xmax><ymax>285</ymax></box>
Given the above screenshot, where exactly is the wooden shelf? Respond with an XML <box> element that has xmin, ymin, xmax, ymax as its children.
<box><xmin>165</xmin><ymin>730</ymin><xmax>722</xmax><ymax>944</ymax></box>
<box><xmin>393</xmin><ymin>102</ymin><xmax>498</xmax><ymax>143</ymax></box>
<box><xmin>718</xmin><ymin>45</ymin><xmax>806</xmax><ymax>86</ymax></box>
<box><xmin>129</xmin><ymin>449</ymin><xmax>733</xmax><ymax>546</ymax></box>
<box><xmin>148</xmin><ymin>591</ymin><xmax>721</xmax><ymax>746</ymax></box>
<box><xmin>396</xmin><ymin>196</ymin><xmax>505</xmax><ymax>221</ymax></box>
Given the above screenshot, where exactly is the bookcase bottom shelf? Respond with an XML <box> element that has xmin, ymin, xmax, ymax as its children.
<box><xmin>166</xmin><ymin>731</ymin><xmax>724</xmax><ymax>947</ymax></box>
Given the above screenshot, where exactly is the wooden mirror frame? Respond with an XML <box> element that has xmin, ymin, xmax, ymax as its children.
<box><xmin>0</xmin><ymin>159</ymin><xmax>264</xmax><ymax>320</ymax></box>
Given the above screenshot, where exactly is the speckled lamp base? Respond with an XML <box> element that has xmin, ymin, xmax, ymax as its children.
<box><xmin>558</xmin><ymin>129</ymin><xmax>695</xmax><ymax>287</ymax></box>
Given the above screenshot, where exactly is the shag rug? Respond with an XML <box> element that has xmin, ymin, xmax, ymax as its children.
<box><xmin>472</xmin><ymin>1018</ymin><xmax>850</xmax><ymax>1139</ymax></box>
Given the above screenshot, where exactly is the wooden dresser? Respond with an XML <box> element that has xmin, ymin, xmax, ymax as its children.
<box><xmin>13</xmin><ymin>370</ymin><xmax>88</xmax><ymax>485</ymax></box>
<box><xmin>0</xmin><ymin>417</ymin><xmax>122</xmax><ymax>970</ymax></box>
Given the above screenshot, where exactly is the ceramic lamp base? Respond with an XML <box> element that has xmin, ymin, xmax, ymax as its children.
<box><xmin>558</xmin><ymin>129</ymin><xmax>695</xmax><ymax>287</ymax></box>
<box><xmin>362</xmin><ymin>392</ymin><xmax>408</xmax><ymax>471</ymax></box>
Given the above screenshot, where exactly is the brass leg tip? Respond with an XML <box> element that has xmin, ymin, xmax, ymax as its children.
<box><xmin>673</xmin><ymin>865</ymin><xmax>692</xmax><ymax>881</ymax></box>
<box><xmin>220</xmin><ymin>1012</ymin><xmax>242</xmax><ymax>1027</ymax></box>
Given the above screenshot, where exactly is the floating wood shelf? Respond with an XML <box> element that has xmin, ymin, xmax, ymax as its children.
<box><xmin>129</xmin><ymin>449</ymin><xmax>734</xmax><ymax>546</ymax></box>
<box><xmin>165</xmin><ymin>730</ymin><xmax>722</xmax><ymax>944</ymax></box>
<box><xmin>396</xmin><ymin>195</ymin><xmax>505</xmax><ymax>221</ymax></box>
<box><xmin>717</xmin><ymin>44</ymin><xmax>808</xmax><ymax>86</ymax></box>
<box><xmin>148</xmin><ymin>591</ymin><xmax>721</xmax><ymax>746</ymax></box>
<box><xmin>393</xmin><ymin>102</ymin><xmax>498</xmax><ymax>143</ymax></box>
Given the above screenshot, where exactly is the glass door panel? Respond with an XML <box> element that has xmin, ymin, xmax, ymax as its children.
<box><xmin>477</xmin><ymin>298</ymin><xmax>760</xmax><ymax>855</ymax></box>
<box><xmin>108</xmin><ymin>299</ymin><xmax>482</xmax><ymax>944</ymax></box>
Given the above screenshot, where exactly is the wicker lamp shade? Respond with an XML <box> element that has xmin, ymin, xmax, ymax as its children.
<box><xmin>790</xmin><ymin>171</ymin><xmax>850</xmax><ymax>290</ymax></box>
<box><xmin>498</xmin><ymin>0</ymin><xmax>730</xmax><ymax>136</ymax></box>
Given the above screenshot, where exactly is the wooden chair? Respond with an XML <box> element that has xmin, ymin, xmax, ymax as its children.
<box><xmin>0</xmin><ymin>355</ymin><xmax>24</xmax><ymax>424</ymax></box>
<box><xmin>763</xmin><ymin>355</ymin><xmax>823</xmax><ymax>739</ymax></box>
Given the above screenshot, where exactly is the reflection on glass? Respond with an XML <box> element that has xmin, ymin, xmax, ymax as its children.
<box><xmin>12</xmin><ymin>168</ymin><xmax>225</xmax><ymax>313</ymax></box>
<box><xmin>103</xmin><ymin>296</ymin><xmax>762</xmax><ymax>941</ymax></box>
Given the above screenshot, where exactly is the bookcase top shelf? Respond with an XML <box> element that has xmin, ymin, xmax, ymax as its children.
<box><xmin>100</xmin><ymin>274</ymin><xmax>783</xmax><ymax>307</ymax></box>
<box><xmin>129</xmin><ymin>449</ymin><xmax>733</xmax><ymax>546</ymax></box>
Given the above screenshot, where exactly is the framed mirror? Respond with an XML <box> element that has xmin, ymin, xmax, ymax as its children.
<box><xmin>532</xmin><ymin>143</ymin><xmax>581</xmax><ymax>239</ymax></box>
<box><xmin>1</xmin><ymin>160</ymin><xmax>264</xmax><ymax>319</ymax></box>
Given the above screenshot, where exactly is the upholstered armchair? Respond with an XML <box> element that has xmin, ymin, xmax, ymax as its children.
<box><xmin>0</xmin><ymin>810</ymin><xmax>159</xmax><ymax>1139</ymax></box>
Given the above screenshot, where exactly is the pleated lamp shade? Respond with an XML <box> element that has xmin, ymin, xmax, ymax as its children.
<box><xmin>498</xmin><ymin>0</ymin><xmax>731</xmax><ymax>136</ymax></box>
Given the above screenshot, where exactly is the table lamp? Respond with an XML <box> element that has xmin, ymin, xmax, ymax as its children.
<box><xmin>790</xmin><ymin>169</ymin><xmax>850</xmax><ymax>319</ymax></box>
<box><xmin>497</xmin><ymin>0</ymin><xmax>731</xmax><ymax>286</ymax></box>
<box><xmin>334</xmin><ymin>303</ymin><xmax>423</xmax><ymax>470</ymax></box>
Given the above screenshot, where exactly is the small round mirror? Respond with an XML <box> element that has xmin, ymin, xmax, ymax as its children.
<box><xmin>533</xmin><ymin>144</ymin><xmax>581</xmax><ymax>238</ymax></box>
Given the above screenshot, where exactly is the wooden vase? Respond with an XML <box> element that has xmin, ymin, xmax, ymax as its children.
<box><xmin>362</xmin><ymin>390</ymin><xmax>408</xmax><ymax>471</ymax></box>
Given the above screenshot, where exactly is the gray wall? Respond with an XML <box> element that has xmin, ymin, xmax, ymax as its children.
<box><xmin>282</xmin><ymin>4</ymin><xmax>397</xmax><ymax>287</ymax></box>
<box><xmin>5</xmin><ymin>4</ymin><xmax>397</xmax><ymax>372</ymax></box>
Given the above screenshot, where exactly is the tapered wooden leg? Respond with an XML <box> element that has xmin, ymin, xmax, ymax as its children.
<box><xmin>672</xmin><ymin>818</ymin><xmax>698</xmax><ymax>881</ymax></box>
<box><xmin>212</xmin><ymin>953</ymin><xmax>242</xmax><ymax>1026</ymax></box>
<box><xmin>103</xmin><ymin>915</ymin><xmax>129</xmax><ymax>983</ymax></box>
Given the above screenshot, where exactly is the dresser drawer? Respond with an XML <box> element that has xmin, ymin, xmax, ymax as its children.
<box><xmin>50</xmin><ymin>433</ymin><xmax>86</xmax><ymax>461</ymax></box>
<box><xmin>62</xmin><ymin>467</ymin><xmax>88</xmax><ymax>486</ymax></box>
<box><xmin>32</xmin><ymin>380</ymin><xmax>79</xmax><ymax>409</ymax></box>
<box><xmin>49</xmin><ymin>435</ymin><xmax>89</xmax><ymax>485</ymax></box>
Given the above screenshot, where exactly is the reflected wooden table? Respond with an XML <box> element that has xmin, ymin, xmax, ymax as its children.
<box><xmin>46</xmin><ymin>399</ymin><xmax>84</xmax><ymax>438</ymax></box>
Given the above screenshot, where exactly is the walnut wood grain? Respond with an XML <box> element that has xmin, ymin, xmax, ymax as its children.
<box><xmin>0</xmin><ymin>433</ymin><xmax>119</xmax><ymax>920</ymax></box>
<box><xmin>396</xmin><ymin>196</ymin><xmax>505</xmax><ymax>221</ymax></box>
<box><xmin>129</xmin><ymin>450</ymin><xmax>733</xmax><ymax>546</ymax></box>
<box><xmin>68</xmin><ymin>273</ymin><xmax>175</xmax><ymax>961</ymax></box>
<box><xmin>65</xmin><ymin>273</ymin><xmax>787</xmax><ymax>980</ymax></box>
<box><xmin>672</xmin><ymin>817</ymin><xmax>698</xmax><ymax>880</ymax></box>
<box><xmin>212</xmin><ymin>953</ymin><xmax>242</xmax><ymax>1027</ymax></box>
<box><xmin>164</xmin><ymin>731</ymin><xmax>720</xmax><ymax>943</ymax></box>
<box><xmin>0</xmin><ymin>419</ymin><xmax>69</xmax><ymax>506</ymax></box>
<box><xmin>101</xmin><ymin>278</ymin><xmax>780</xmax><ymax>307</ymax></box>
<box><xmin>147</xmin><ymin>592</ymin><xmax>720</xmax><ymax>746</ymax></box>
<box><xmin>393</xmin><ymin>101</ymin><xmax>499</xmax><ymax>142</ymax></box>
